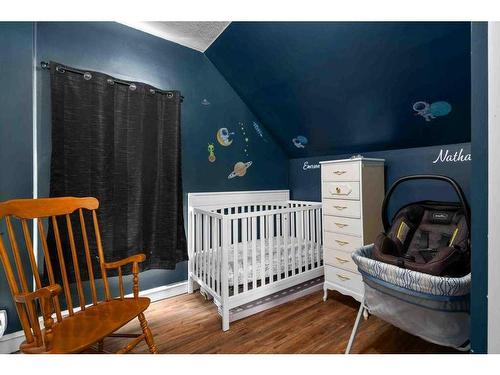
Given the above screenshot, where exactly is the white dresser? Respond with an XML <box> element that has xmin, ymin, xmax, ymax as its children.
<box><xmin>320</xmin><ymin>157</ymin><xmax>385</xmax><ymax>302</ymax></box>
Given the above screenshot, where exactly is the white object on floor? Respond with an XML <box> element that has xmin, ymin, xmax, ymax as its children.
<box><xmin>320</xmin><ymin>157</ymin><xmax>385</xmax><ymax>302</ymax></box>
<box><xmin>0</xmin><ymin>310</ymin><xmax>6</xmax><ymax>338</ymax></box>
<box><xmin>187</xmin><ymin>190</ymin><xmax>323</xmax><ymax>331</ymax></box>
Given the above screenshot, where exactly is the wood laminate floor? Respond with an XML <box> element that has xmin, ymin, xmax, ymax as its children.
<box><xmin>101</xmin><ymin>290</ymin><xmax>458</xmax><ymax>354</ymax></box>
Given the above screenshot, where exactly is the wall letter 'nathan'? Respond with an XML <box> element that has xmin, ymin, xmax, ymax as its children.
<box><xmin>433</xmin><ymin>148</ymin><xmax>471</xmax><ymax>164</ymax></box>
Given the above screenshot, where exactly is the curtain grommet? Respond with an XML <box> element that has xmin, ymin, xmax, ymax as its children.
<box><xmin>83</xmin><ymin>72</ymin><xmax>92</xmax><ymax>81</ymax></box>
<box><xmin>149</xmin><ymin>88</ymin><xmax>156</xmax><ymax>94</ymax></box>
<box><xmin>56</xmin><ymin>66</ymin><xmax>65</xmax><ymax>74</ymax></box>
<box><xmin>167</xmin><ymin>92</ymin><xmax>173</xmax><ymax>98</ymax></box>
<box><xmin>129</xmin><ymin>83</ymin><xmax>137</xmax><ymax>91</ymax></box>
<box><xmin>107</xmin><ymin>78</ymin><xmax>114</xmax><ymax>85</ymax></box>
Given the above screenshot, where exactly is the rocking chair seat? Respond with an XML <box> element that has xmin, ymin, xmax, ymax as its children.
<box><xmin>21</xmin><ymin>297</ymin><xmax>151</xmax><ymax>354</ymax></box>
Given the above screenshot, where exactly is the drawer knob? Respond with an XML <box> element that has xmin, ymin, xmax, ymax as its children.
<box><xmin>335</xmin><ymin>257</ymin><xmax>349</xmax><ymax>264</ymax></box>
<box><xmin>334</xmin><ymin>223</ymin><xmax>348</xmax><ymax>228</ymax></box>
<box><xmin>333</xmin><ymin>170</ymin><xmax>347</xmax><ymax>175</ymax></box>
<box><xmin>333</xmin><ymin>206</ymin><xmax>347</xmax><ymax>210</ymax></box>
<box><xmin>337</xmin><ymin>274</ymin><xmax>351</xmax><ymax>281</ymax></box>
<box><xmin>335</xmin><ymin>187</ymin><xmax>341</xmax><ymax>194</ymax></box>
<box><xmin>335</xmin><ymin>240</ymin><xmax>349</xmax><ymax>246</ymax></box>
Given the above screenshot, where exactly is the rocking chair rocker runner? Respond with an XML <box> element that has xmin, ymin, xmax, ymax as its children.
<box><xmin>0</xmin><ymin>197</ymin><xmax>159</xmax><ymax>354</ymax></box>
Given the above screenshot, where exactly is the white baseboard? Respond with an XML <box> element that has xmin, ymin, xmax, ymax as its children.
<box><xmin>0</xmin><ymin>280</ymin><xmax>187</xmax><ymax>354</ymax></box>
<box><xmin>0</xmin><ymin>330</ymin><xmax>25</xmax><ymax>354</ymax></box>
<box><xmin>135</xmin><ymin>281</ymin><xmax>188</xmax><ymax>302</ymax></box>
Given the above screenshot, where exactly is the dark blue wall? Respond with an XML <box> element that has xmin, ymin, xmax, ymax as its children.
<box><xmin>35</xmin><ymin>21</ymin><xmax>288</xmax><ymax>295</ymax></box>
<box><xmin>0</xmin><ymin>22</ymin><xmax>34</xmax><ymax>335</ymax></box>
<box><xmin>1</xmin><ymin>21</ymin><xmax>289</xmax><ymax>336</ymax></box>
<box><xmin>289</xmin><ymin>143</ymin><xmax>471</xmax><ymax>223</ymax></box>
<box><xmin>470</xmin><ymin>22</ymin><xmax>488</xmax><ymax>354</ymax></box>
<box><xmin>206</xmin><ymin>22</ymin><xmax>471</xmax><ymax>158</ymax></box>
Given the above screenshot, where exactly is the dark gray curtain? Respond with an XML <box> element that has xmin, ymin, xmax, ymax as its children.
<box><xmin>48</xmin><ymin>62</ymin><xmax>187</xmax><ymax>279</ymax></box>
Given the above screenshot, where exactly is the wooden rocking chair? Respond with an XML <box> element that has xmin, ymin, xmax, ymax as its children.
<box><xmin>0</xmin><ymin>197</ymin><xmax>158</xmax><ymax>354</ymax></box>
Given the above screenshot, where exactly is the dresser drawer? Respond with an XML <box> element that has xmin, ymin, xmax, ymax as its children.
<box><xmin>322</xmin><ymin>162</ymin><xmax>360</xmax><ymax>182</ymax></box>
<box><xmin>323</xmin><ymin>198</ymin><xmax>360</xmax><ymax>218</ymax></box>
<box><xmin>324</xmin><ymin>216</ymin><xmax>362</xmax><ymax>237</ymax></box>
<box><xmin>324</xmin><ymin>249</ymin><xmax>358</xmax><ymax>273</ymax></box>
<box><xmin>325</xmin><ymin>265</ymin><xmax>363</xmax><ymax>295</ymax></box>
<box><xmin>323</xmin><ymin>232</ymin><xmax>363</xmax><ymax>252</ymax></box>
<box><xmin>322</xmin><ymin>181</ymin><xmax>360</xmax><ymax>200</ymax></box>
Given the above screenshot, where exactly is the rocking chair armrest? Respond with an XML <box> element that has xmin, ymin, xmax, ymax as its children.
<box><xmin>103</xmin><ymin>253</ymin><xmax>146</xmax><ymax>269</ymax></box>
<box><xmin>14</xmin><ymin>284</ymin><xmax>62</xmax><ymax>304</ymax></box>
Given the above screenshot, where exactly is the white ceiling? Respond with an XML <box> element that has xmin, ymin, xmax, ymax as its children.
<box><xmin>118</xmin><ymin>21</ymin><xmax>230</xmax><ymax>52</ymax></box>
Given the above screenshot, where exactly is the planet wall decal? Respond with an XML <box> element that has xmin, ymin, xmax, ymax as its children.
<box><xmin>292</xmin><ymin>135</ymin><xmax>308</xmax><ymax>148</ymax></box>
<box><xmin>216</xmin><ymin>127</ymin><xmax>234</xmax><ymax>146</ymax></box>
<box><xmin>228</xmin><ymin>161</ymin><xmax>253</xmax><ymax>179</ymax></box>
<box><xmin>413</xmin><ymin>100</ymin><xmax>452</xmax><ymax>122</ymax></box>
<box><xmin>201</xmin><ymin>99</ymin><xmax>210</xmax><ymax>106</ymax></box>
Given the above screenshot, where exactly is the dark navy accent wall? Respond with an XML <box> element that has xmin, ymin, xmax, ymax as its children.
<box><xmin>470</xmin><ymin>22</ymin><xmax>488</xmax><ymax>354</ymax></box>
<box><xmin>206</xmin><ymin>22</ymin><xmax>471</xmax><ymax>158</ymax></box>
<box><xmin>289</xmin><ymin>143</ymin><xmax>471</xmax><ymax>222</ymax></box>
<box><xmin>0</xmin><ymin>22</ymin><xmax>34</xmax><ymax>335</ymax></box>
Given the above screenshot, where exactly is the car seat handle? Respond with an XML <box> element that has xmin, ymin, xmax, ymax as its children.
<box><xmin>381</xmin><ymin>174</ymin><xmax>470</xmax><ymax>233</ymax></box>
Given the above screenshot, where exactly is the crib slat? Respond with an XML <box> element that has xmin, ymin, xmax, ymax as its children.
<box><xmin>211</xmin><ymin>216</ymin><xmax>216</xmax><ymax>291</ymax></box>
<box><xmin>213</xmin><ymin>216</ymin><xmax>217</xmax><ymax>291</ymax></box>
<box><xmin>216</xmin><ymin>217</ymin><xmax>220</xmax><ymax>294</ymax></box>
<box><xmin>242</xmin><ymin>217</ymin><xmax>248</xmax><ymax>293</ymax></box>
<box><xmin>291</xmin><ymin>210</ymin><xmax>296</xmax><ymax>275</ymax></box>
<box><xmin>196</xmin><ymin>213</ymin><xmax>202</xmax><ymax>280</ymax></box>
<box><xmin>304</xmin><ymin>210</ymin><xmax>311</xmax><ymax>271</ymax></box>
<box><xmin>203</xmin><ymin>214</ymin><xmax>208</xmax><ymax>286</ymax></box>
<box><xmin>266</xmin><ymin>215</ymin><xmax>274</xmax><ymax>284</ymax></box>
<box><xmin>316</xmin><ymin>208</ymin><xmax>321</xmax><ymax>267</ymax></box>
<box><xmin>276</xmin><ymin>213</ymin><xmax>281</xmax><ymax>281</ymax></box>
<box><xmin>260</xmin><ymin>213</ymin><xmax>265</xmax><ymax>286</ymax></box>
<box><xmin>208</xmin><ymin>216</ymin><xmax>212</xmax><ymax>290</ymax></box>
<box><xmin>297</xmin><ymin>211</ymin><xmax>303</xmax><ymax>274</ymax></box>
<box><xmin>284</xmin><ymin>211</ymin><xmax>289</xmax><ymax>278</ymax></box>
<box><xmin>232</xmin><ymin>218</ymin><xmax>238</xmax><ymax>296</ymax></box>
<box><xmin>251</xmin><ymin>216</ymin><xmax>257</xmax><ymax>289</ymax></box>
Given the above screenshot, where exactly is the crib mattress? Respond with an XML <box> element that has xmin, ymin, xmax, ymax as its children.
<box><xmin>194</xmin><ymin>237</ymin><xmax>322</xmax><ymax>287</ymax></box>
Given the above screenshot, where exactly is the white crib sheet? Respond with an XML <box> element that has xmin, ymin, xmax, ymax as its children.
<box><xmin>194</xmin><ymin>237</ymin><xmax>322</xmax><ymax>287</ymax></box>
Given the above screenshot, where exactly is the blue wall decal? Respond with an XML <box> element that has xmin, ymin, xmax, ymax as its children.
<box><xmin>292</xmin><ymin>135</ymin><xmax>308</xmax><ymax>149</ymax></box>
<box><xmin>413</xmin><ymin>100</ymin><xmax>452</xmax><ymax>121</ymax></box>
<box><xmin>206</xmin><ymin>22</ymin><xmax>471</xmax><ymax>157</ymax></box>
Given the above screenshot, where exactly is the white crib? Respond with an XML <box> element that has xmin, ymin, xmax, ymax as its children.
<box><xmin>187</xmin><ymin>190</ymin><xmax>323</xmax><ymax>331</ymax></box>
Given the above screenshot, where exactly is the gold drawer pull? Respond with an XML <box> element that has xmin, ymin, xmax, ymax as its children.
<box><xmin>333</xmin><ymin>205</ymin><xmax>347</xmax><ymax>210</ymax></box>
<box><xmin>335</xmin><ymin>223</ymin><xmax>348</xmax><ymax>228</ymax></box>
<box><xmin>335</xmin><ymin>240</ymin><xmax>349</xmax><ymax>246</ymax></box>
<box><xmin>335</xmin><ymin>256</ymin><xmax>349</xmax><ymax>264</ymax></box>
<box><xmin>337</xmin><ymin>274</ymin><xmax>351</xmax><ymax>281</ymax></box>
<box><xmin>333</xmin><ymin>170</ymin><xmax>347</xmax><ymax>175</ymax></box>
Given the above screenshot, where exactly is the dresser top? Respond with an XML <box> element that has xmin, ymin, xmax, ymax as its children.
<box><xmin>319</xmin><ymin>156</ymin><xmax>385</xmax><ymax>165</ymax></box>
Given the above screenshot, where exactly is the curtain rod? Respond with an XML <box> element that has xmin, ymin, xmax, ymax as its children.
<box><xmin>40</xmin><ymin>61</ymin><xmax>183</xmax><ymax>102</ymax></box>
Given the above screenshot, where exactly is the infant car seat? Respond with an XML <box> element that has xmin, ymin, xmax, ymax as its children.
<box><xmin>373</xmin><ymin>175</ymin><xmax>470</xmax><ymax>277</ymax></box>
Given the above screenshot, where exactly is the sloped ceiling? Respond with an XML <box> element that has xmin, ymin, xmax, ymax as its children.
<box><xmin>205</xmin><ymin>22</ymin><xmax>471</xmax><ymax>158</ymax></box>
<box><xmin>118</xmin><ymin>22</ymin><xmax>230</xmax><ymax>52</ymax></box>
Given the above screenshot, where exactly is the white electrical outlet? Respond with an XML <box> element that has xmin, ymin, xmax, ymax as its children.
<box><xmin>0</xmin><ymin>310</ymin><xmax>7</xmax><ymax>338</ymax></box>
